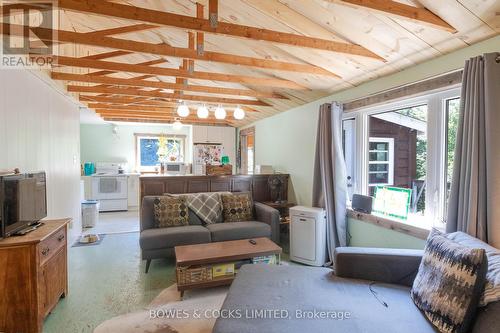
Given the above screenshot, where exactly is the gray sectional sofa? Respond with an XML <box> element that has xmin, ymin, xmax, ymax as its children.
<box><xmin>214</xmin><ymin>237</ymin><xmax>500</xmax><ymax>333</ymax></box>
<box><xmin>140</xmin><ymin>195</ymin><xmax>280</xmax><ymax>273</ymax></box>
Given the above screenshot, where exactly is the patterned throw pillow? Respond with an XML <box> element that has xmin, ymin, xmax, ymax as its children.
<box><xmin>411</xmin><ymin>234</ymin><xmax>488</xmax><ymax>333</ymax></box>
<box><xmin>221</xmin><ymin>192</ymin><xmax>254</xmax><ymax>223</ymax></box>
<box><xmin>153</xmin><ymin>196</ymin><xmax>189</xmax><ymax>228</ymax></box>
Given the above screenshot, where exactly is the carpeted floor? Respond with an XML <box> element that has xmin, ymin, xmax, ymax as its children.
<box><xmin>43</xmin><ymin>228</ymin><xmax>291</xmax><ymax>333</ymax></box>
<box><xmin>43</xmin><ymin>232</ymin><xmax>176</xmax><ymax>333</ymax></box>
<box><xmin>94</xmin><ymin>284</ymin><xmax>228</xmax><ymax>333</ymax></box>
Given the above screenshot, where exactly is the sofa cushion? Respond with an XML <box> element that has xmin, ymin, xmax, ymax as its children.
<box><xmin>221</xmin><ymin>192</ymin><xmax>254</xmax><ymax>223</ymax></box>
<box><xmin>411</xmin><ymin>234</ymin><xmax>487</xmax><ymax>333</ymax></box>
<box><xmin>447</xmin><ymin>232</ymin><xmax>500</xmax><ymax>306</ymax></box>
<box><xmin>153</xmin><ymin>196</ymin><xmax>189</xmax><ymax>228</ymax></box>
<box><xmin>205</xmin><ymin>221</ymin><xmax>270</xmax><ymax>242</ymax></box>
<box><xmin>213</xmin><ymin>265</ymin><xmax>436</xmax><ymax>333</ymax></box>
<box><xmin>140</xmin><ymin>225</ymin><xmax>210</xmax><ymax>251</ymax></box>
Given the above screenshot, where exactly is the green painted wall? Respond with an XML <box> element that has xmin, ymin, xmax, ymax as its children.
<box><xmin>244</xmin><ymin>35</ymin><xmax>500</xmax><ymax>248</ymax></box>
<box><xmin>348</xmin><ymin>218</ymin><xmax>426</xmax><ymax>249</ymax></box>
<box><xmin>80</xmin><ymin>123</ymin><xmax>192</xmax><ymax>171</ymax></box>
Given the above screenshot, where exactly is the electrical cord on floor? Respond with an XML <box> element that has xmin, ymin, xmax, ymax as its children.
<box><xmin>369</xmin><ymin>282</ymin><xmax>388</xmax><ymax>308</ymax></box>
<box><xmin>368</xmin><ymin>268</ymin><xmax>419</xmax><ymax>308</ymax></box>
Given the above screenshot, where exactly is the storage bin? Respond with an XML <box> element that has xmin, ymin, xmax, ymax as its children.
<box><xmin>82</xmin><ymin>200</ymin><xmax>99</xmax><ymax>228</ymax></box>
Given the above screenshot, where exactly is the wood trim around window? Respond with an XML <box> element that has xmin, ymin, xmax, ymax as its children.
<box><xmin>344</xmin><ymin>70</ymin><xmax>462</xmax><ymax>112</ymax></box>
<box><xmin>347</xmin><ymin>208</ymin><xmax>430</xmax><ymax>240</ymax></box>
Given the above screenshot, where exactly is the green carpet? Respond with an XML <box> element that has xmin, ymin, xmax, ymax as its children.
<box><xmin>43</xmin><ymin>232</ymin><xmax>176</xmax><ymax>333</ymax></box>
<box><xmin>43</xmin><ymin>230</ymin><xmax>290</xmax><ymax>333</ymax></box>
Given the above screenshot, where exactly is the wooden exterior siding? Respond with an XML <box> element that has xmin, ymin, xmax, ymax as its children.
<box><xmin>369</xmin><ymin>117</ymin><xmax>417</xmax><ymax>189</ymax></box>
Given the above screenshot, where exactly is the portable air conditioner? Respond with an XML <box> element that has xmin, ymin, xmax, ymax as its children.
<box><xmin>289</xmin><ymin>206</ymin><xmax>327</xmax><ymax>267</ymax></box>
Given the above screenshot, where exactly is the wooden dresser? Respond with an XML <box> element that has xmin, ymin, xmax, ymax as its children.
<box><xmin>0</xmin><ymin>219</ymin><xmax>70</xmax><ymax>333</ymax></box>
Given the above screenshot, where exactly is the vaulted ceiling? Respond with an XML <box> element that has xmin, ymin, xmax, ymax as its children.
<box><xmin>3</xmin><ymin>0</ymin><xmax>499</xmax><ymax>126</ymax></box>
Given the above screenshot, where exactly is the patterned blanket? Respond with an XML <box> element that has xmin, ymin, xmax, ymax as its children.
<box><xmin>168</xmin><ymin>192</ymin><xmax>229</xmax><ymax>225</ymax></box>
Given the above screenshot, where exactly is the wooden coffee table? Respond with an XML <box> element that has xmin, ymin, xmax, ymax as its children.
<box><xmin>175</xmin><ymin>238</ymin><xmax>282</xmax><ymax>298</ymax></box>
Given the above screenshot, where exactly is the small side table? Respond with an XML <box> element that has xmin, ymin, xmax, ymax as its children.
<box><xmin>261</xmin><ymin>201</ymin><xmax>296</xmax><ymax>224</ymax></box>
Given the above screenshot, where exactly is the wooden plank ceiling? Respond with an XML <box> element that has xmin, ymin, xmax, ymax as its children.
<box><xmin>4</xmin><ymin>0</ymin><xmax>499</xmax><ymax>126</ymax></box>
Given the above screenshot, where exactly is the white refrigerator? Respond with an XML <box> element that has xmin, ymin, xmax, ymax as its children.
<box><xmin>193</xmin><ymin>144</ymin><xmax>224</xmax><ymax>175</ymax></box>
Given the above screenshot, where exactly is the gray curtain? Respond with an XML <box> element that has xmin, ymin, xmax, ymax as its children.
<box><xmin>446</xmin><ymin>53</ymin><xmax>500</xmax><ymax>248</ymax></box>
<box><xmin>312</xmin><ymin>102</ymin><xmax>348</xmax><ymax>263</ymax></box>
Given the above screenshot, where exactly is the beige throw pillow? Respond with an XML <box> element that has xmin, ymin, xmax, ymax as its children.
<box><xmin>153</xmin><ymin>196</ymin><xmax>189</xmax><ymax>228</ymax></box>
<box><xmin>221</xmin><ymin>192</ymin><xmax>254</xmax><ymax>223</ymax></box>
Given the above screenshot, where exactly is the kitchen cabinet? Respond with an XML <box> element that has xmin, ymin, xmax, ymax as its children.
<box><xmin>193</xmin><ymin>125</ymin><xmax>225</xmax><ymax>144</ymax></box>
<box><xmin>192</xmin><ymin>125</ymin><xmax>208</xmax><ymax>143</ymax></box>
<box><xmin>192</xmin><ymin>126</ymin><xmax>236</xmax><ymax>171</ymax></box>
<box><xmin>127</xmin><ymin>174</ymin><xmax>140</xmax><ymax>208</ymax></box>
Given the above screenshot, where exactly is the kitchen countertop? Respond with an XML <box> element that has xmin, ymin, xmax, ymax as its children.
<box><xmin>139</xmin><ymin>173</ymin><xmax>277</xmax><ymax>178</ymax></box>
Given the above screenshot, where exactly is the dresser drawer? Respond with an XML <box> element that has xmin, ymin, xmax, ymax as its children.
<box><xmin>38</xmin><ymin>227</ymin><xmax>66</xmax><ymax>265</ymax></box>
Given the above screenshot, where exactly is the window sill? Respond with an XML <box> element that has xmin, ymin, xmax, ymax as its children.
<box><xmin>346</xmin><ymin>208</ymin><xmax>430</xmax><ymax>240</ymax></box>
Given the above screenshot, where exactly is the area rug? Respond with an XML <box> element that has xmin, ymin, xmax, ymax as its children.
<box><xmin>93</xmin><ymin>284</ymin><xmax>228</xmax><ymax>333</ymax></box>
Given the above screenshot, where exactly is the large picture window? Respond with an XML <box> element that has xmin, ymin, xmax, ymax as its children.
<box><xmin>135</xmin><ymin>134</ymin><xmax>185</xmax><ymax>172</ymax></box>
<box><xmin>343</xmin><ymin>88</ymin><xmax>460</xmax><ymax>229</ymax></box>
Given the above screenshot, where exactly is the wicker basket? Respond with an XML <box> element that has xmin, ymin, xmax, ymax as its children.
<box><xmin>177</xmin><ymin>266</ymin><xmax>213</xmax><ymax>285</ymax></box>
<box><xmin>206</xmin><ymin>164</ymin><xmax>232</xmax><ymax>176</ymax></box>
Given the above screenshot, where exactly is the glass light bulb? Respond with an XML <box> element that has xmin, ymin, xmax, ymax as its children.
<box><xmin>233</xmin><ymin>106</ymin><xmax>245</xmax><ymax>120</ymax></box>
<box><xmin>173</xmin><ymin>120</ymin><xmax>183</xmax><ymax>130</ymax></box>
<box><xmin>214</xmin><ymin>105</ymin><xmax>226</xmax><ymax>120</ymax></box>
<box><xmin>197</xmin><ymin>105</ymin><xmax>209</xmax><ymax>119</ymax></box>
<box><xmin>177</xmin><ymin>104</ymin><xmax>190</xmax><ymax>117</ymax></box>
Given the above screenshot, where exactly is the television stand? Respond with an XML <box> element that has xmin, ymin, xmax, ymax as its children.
<box><xmin>13</xmin><ymin>221</ymin><xmax>45</xmax><ymax>236</ymax></box>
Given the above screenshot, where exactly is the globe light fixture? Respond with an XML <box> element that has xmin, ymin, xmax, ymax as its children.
<box><xmin>233</xmin><ymin>106</ymin><xmax>245</xmax><ymax>120</ymax></box>
<box><xmin>176</xmin><ymin>102</ymin><xmax>190</xmax><ymax>117</ymax></box>
<box><xmin>197</xmin><ymin>105</ymin><xmax>209</xmax><ymax>119</ymax></box>
<box><xmin>214</xmin><ymin>105</ymin><xmax>226</xmax><ymax>120</ymax></box>
<box><xmin>173</xmin><ymin>119</ymin><xmax>183</xmax><ymax>130</ymax></box>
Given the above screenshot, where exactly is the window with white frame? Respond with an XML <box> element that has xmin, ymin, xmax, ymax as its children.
<box><xmin>342</xmin><ymin>119</ymin><xmax>356</xmax><ymax>200</ymax></box>
<box><xmin>135</xmin><ymin>134</ymin><xmax>185</xmax><ymax>172</ymax></box>
<box><xmin>342</xmin><ymin>88</ymin><xmax>461</xmax><ymax>228</ymax></box>
<box><xmin>368</xmin><ymin>137</ymin><xmax>394</xmax><ymax>189</ymax></box>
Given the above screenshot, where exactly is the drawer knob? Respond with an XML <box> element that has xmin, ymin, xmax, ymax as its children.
<box><xmin>42</xmin><ymin>248</ymin><xmax>50</xmax><ymax>256</ymax></box>
<box><xmin>58</xmin><ymin>234</ymin><xmax>65</xmax><ymax>242</ymax></box>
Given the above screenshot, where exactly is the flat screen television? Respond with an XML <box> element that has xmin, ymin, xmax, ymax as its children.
<box><xmin>0</xmin><ymin>172</ymin><xmax>47</xmax><ymax>238</ymax></box>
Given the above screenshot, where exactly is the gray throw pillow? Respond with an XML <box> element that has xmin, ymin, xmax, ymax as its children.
<box><xmin>411</xmin><ymin>233</ymin><xmax>488</xmax><ymax>333</ymax></box>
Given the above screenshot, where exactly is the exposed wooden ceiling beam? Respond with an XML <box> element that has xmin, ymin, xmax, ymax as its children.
<box><xmin>55</xmin><ymin>55</ymin><xmax>305</xmax><ymax>89</ymax></box>
<box><xmin>101</xmin><ymin>117</ymin><xmax>232</xmax><ymax>126</ymax></box>
<box><xmin>196</xmin><ymin>3</ymin><xmax>205</xmax><ymax>55</ymax></box>
<box><xmin>85</xmin><ymin>23</ymin><xmax>158</xmax><ymax>37</ymax></box>
<box><xmin>80</xmin><ymin>95</ymin><xmax>165</xmax><ymax>105</ymax></box>
<box><xmin>57</xmin><ymin>0</ymin><xmax>383</xmax><ymax>60</ymax></box>
<box><xmin>333</xmin><ymin>0</ymin><xmax>456</xmax><ymax>33</ymax></box>
<box><xmin>51</xmin><ymin>72</ymin><xmax>285</xmax><ymax>99</ymax></box>
<box><xmin>2</xmin><ymin>23</ymin><xmax>340</xmax><ymax>77</ymax></box>
<box><xmin>67</xmin><ymin>85</ymin><xmax>271</xmax><ymax>106</ymax></box>
<box><xmin>95</xmin><ymin>111</ymin><xmax>231</xmax><ymax>123</ymax></box>
<box><xmin>81</xmin><ymin>50</ymin><xmax>131</xmax><ymax>60</ymax></box>
<box><xmin>88</xmin><ymin>103</ymin><xmax>257</xmax><ymax>113</ymax></box>
<box><xmin>89</xmin><ymin>104</ymin><xmax>175</xmax><ymax>112</ymax></box>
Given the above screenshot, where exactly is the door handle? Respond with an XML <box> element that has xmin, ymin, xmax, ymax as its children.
<box><xmin>58</xmin><ymin>234</ymin><xmax>65</xmax><ymax>242</ymax></box>
<box><xmin>42</xmin><ymin>247</ymin><xmax>50</xmax><ymax>256</ymax></box>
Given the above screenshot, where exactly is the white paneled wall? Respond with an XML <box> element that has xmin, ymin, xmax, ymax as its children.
<box><xmin>0</xmin><ymin>69</ymin><xmax>82</xmax><ymax>240</ymax></box>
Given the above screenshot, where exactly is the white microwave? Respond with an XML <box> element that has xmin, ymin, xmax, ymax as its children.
<box><xmin>164</xmin><ymin>162</ymin><xmax>187</xmax><ymax>175</ymax></box>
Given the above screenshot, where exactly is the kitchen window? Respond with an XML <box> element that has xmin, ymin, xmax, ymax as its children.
<box><xmin>343</xmin><ymin>87</ymin><xmax>460</xmax><ymax>229</ymax></box>
<box><xmin>135</xmin><ymin>134</ymin><xmax>185</xmax><ymax>172</ymax></box>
